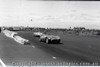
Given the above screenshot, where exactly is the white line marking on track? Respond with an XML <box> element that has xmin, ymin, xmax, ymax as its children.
<box><xmin>32</xmin><ymin>46</ymin><xmax>35</xmax><ymax>48</ymax></box>
<box><xmin>52</xmin><ymin>56</ymin><xmax>57</xmax><ymax>59</ymax></box>
<box><xmin>0</xmin><ymin>59</ymin><xmax>7</xmax><ymax>67</ymax></box>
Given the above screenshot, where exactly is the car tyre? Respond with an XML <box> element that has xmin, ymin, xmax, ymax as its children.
<box><xmin>55</xmin><ymin>40</ymin><xmax>60</xmax><ymax>44</ymax></box>
<box><xmin>39</xmin><ymin>38</ymin><xmax>42</xmax><ymax>42</ymax></box>
<box><xmin>46</xmin><ymin>39</ymin><xmax>50</xmax><ymax>44</ymax></box>
<box><xmin>57</xmin><ymin>40</ymin><xmax>60</xmax><ymax>44</ymax></box>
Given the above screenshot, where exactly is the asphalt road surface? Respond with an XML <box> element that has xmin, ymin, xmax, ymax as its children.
<box><xmin>0</xmin><ymin>31</ymin><xmax>100</xmax><ymax>66</ymax></box>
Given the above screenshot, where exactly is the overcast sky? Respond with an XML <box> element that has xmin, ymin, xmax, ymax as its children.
<box><xmin>0</xmin><ymin>0</ymin><xmax>100</xmax><ymax>29</ymax></box>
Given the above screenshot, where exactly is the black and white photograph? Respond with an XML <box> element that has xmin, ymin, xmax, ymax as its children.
<box><xmin>0</xmin><ymin>0</ymin><xmax>100</xmax><ymax>67</ymax></box>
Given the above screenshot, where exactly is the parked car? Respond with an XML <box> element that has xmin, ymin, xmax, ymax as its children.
<box><xmin>13</xmin><ymin>35</ymin><xmax>30</xmax><ymax>45</ymax></box>
<box><xmin>39</xmin><ymin>34</ymin><xmax>61</xmax><ymax>44</ymax></box>
<box><xmin>33</xmin><ymin>32</ymin><xmax>44</xmax><ymax>37</ymax></box>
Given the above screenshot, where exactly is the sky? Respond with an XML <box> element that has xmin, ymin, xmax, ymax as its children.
<box><xmin>0</xmin><ymin>0</ymin><xmax>100</xmax><ymax>29</ymax></box>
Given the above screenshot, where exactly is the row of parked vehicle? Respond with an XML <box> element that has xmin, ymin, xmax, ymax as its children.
<box><xmin>33</xmin><ymin>32</ymin><xmax>61</xmax><ymax>44</ymax></box>
<box><xmin>2</xmin><ymin>29</ymin><xmax>30</xmax><ymax>45</ymax></box>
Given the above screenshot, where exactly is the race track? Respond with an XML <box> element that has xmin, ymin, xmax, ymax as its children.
<box><xmin>0</xmin><ymin>31</ymin><xmax>100</xmax><ymax>66</ymax></box>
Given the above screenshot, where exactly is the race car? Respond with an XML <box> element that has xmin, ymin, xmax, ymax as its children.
<box><xmin>39</xmin><ymin>34</ymin><xmax>61</xmax><ymax>44</ymax></box>
<box><xmin>33</xmin><ymin>32</ymin><xmax>44</xmax><ymax>37</ymax></box>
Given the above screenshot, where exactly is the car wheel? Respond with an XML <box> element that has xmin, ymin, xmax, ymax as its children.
<box><xmin>46</xmin><ymin>39</ymin><xmax>50</xmax><ymax>44</ymax></box>
<box><xmin>39</xmin><ymin>38</ymin><xmax>42</xmax><ymax>42</ymax></box>
<box><xmin>57</xmin><ymin>40</ymin><xmax>60</xmax><ymax>44</ymax></box>
<box><xmin>57</xmin><ymin>41</ymin><xmax>60</xmax><ymax>44</ymax></box>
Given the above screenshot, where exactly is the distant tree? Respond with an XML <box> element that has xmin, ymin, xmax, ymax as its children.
<box><xmin>97</xmin><ymin>31</ymin><xmax>100</xmax><ymax>35</ymax></box>
<box><xmin>31</xmin><ymin>19</ymin><xmax>32</xmax><ymax>21</ymax></box>
<box><xmin>0</xmin><ymin>27</ymin><xmax>1</xmax><ymax>33</ymax></box>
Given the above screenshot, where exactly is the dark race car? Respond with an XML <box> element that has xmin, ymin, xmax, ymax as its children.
<box><xmin>39</xmin><ymin>34</ymin><xmax>61</xmax><ymax>44</ymax></box>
